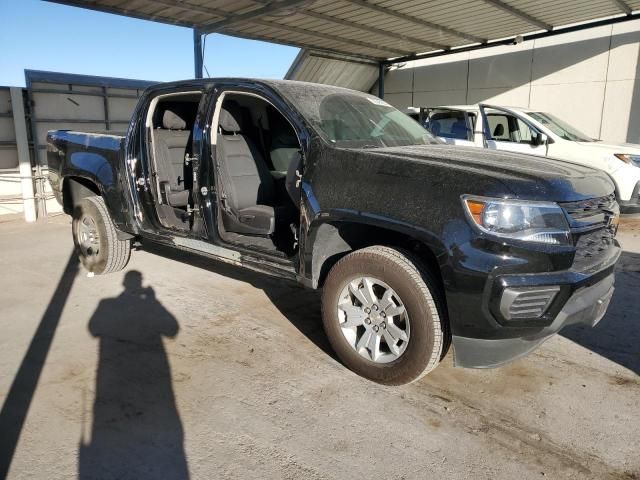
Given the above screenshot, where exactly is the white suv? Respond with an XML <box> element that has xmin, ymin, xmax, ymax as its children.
<box><xmin>408</xmin><ymin>105</ymin><xmax>640</xmax><ymax>214</ymax></box>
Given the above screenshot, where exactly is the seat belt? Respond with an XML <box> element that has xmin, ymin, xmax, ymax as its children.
<box><xmin>216</xmin><ymin>130</ymin><xmax>233</xmax><ymax>215</ymax></box>
<box><xmin>257</xmin><ymin>115</ymin><xmax>270</xmax><ymax>168</ymax></box>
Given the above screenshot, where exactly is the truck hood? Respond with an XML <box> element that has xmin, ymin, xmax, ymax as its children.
<box><xmin>360</xmin><ymin>144</ymin><xmax>614</xmax><ymax>202</ymax></box>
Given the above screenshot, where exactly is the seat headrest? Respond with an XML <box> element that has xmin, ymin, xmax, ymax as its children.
<box><xmin>163</xmin><ymin>110</ymin><xmax>187</xmax><ymax>130</ymax></box>
<box><xmin>219</xmin><ymin>104</ymin><xmax>242</xmax><ymax>133</ymax></box>
<box><xmin>493</xmin><ymin>123</ymin><xmax>504</xmax><ymax>137</ymax></box>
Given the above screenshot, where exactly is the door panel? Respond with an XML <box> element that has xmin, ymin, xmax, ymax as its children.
<box><xmin>480</xmin><ymin>106</ymin><xmax>547</xmax><ymax>156</ymax></box>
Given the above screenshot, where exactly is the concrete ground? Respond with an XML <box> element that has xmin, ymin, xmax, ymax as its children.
<box><xmin>0</xmin><ymin>215</ymin><xmax>638</xmax><ymax>480</ymax></box>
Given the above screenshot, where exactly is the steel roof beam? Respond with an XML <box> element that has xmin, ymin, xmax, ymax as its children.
<box><xmin>609</xmin><ymin>0</ymin><xmax>633</xmax><ymax>14</ymax></box>
<box><xmin>150</xmin><ymin>0</ymin><xmax>228</xmax><ymax>20</ymax></box>
<box><xmin>201</xmin><ymin>0</ymin><xmax>313</xmax><ymax>33</ymax></box>
<box><xmin>222</xmin><ymin>29</ymin><xmax>383</xmax><ymax>61</ymax></box>
<box><xmin>237</xmin><ymin>18</ymin><xmax>413</xmax><ymax>56</ymax></box>
<box><xmin>480</xmin><ymin>0</ymin><xmax>553</xmax><ymax>31</ymax></box>
<box><xmin>305</xmin><ymin>51</ymin><xmax>379</xmax><ymax>66</ymax></box>
<box><xmin>341</xmin><ymin>0</ymin><xmax>486</xmax><ymax>44</ymax></box>
<box><xmin>299</xmin><ymin>10</ymin><xmax>448</xmax><ymax>51</ymax></box>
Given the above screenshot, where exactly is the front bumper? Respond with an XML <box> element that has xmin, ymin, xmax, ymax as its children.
<box><xmin>452</xmin><ymin>272</ymin><xmax>615</xmax><ymax>367</ymax></box>
<box><xmin>450</xmin><ymin>242</ymin><xmax>620</xmax><ymax>368</ymax></box>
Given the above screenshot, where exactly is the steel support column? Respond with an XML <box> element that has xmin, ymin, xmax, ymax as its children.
<box><xmin>10</xmin><ymin>88</ymin><xmax>36</xmax><ymax>223</ymax></box>
<box><xmin>194</xmin><ymin>29</ymin><xmax>204</xmax><ymax>79</ymax></box>
<box><xmin>378</xmin><ymin>63</ymin><xmax>385</xmax><ymax>99</ymax></box>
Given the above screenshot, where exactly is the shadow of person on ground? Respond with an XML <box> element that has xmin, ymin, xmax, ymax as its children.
<box><xmin>78</xmin><ymin>271</ymin><xmax>189</xmax><ymax>480</ymax></box>
<box><xmin>561</xmin><ymin>251</ymin><xmax>640</xmax><ymax>376</ymax></box>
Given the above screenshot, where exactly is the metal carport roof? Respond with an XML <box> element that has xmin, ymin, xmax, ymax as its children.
<box><xmin>47</xmin><ymin>0</ymin><xmax>640</xmax><ymax>62</ymax></box>
<box><xmin>46</xmin><ymin>0</ymin><xmax>640</xmax><ymax>95</ymax></box>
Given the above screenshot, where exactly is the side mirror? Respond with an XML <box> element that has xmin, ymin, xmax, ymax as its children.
<box><xmin>533</xmin><ymin>132</ymin><xmax>548</xmax><ymax>146</ymax></box>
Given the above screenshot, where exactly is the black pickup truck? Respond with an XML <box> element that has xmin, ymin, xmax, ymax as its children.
<box><xmin>47</xmin><ymin>79</ymin><xmax>620</xmax><ymax>385</ymax></box>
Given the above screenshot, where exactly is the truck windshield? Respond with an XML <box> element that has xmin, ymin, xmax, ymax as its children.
<box><xmin>528</xmin><ymin>112</ymin><xmax>594</xmax><ymax>142</ymax></box>
<box><xmin>278</xmin><ymin>84</ymin><xmax>440</xmax><ymax>148</ymax></box>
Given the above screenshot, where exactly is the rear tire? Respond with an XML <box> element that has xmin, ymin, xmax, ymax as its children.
<box><xmin>72</xmin><ymin>196</ymin><xmax>131</xmax><ymax>275</ymax></box>
<box><xmin>321</xmin><ymin>246</ymin><xmax>448</xmax><ymax>385</ymax></box>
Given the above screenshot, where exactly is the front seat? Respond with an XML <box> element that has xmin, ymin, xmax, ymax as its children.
<box><xmin>270</xmin><ymin>130</ymin><xmax>300</xmax><ymax>174</ymax></box>
<box><xmin>216</xmin><ymin>103</ymin><xmax>278</xmax><ymax>236</ymax></box>
<box><xmin>153</xmin><ymin>110</ymin><xmax>191</xmax><ymax>207</ymax></box>
<box><xmin>493</xmin><ymin>123</ymin><xmax>505</xmax><ymax>139</ymax></box>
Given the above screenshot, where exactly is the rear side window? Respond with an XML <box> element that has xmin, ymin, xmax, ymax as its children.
<box><xmin>427</xmin><ymin>110</ymin><xmax>473</xmax><ymax>141</ymax></box>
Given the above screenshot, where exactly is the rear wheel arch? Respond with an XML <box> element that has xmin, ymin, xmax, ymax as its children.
<box><xmin>62</xmin><ymin>176</ymin><xmax>101</xmax><ymax>214</ymax></box>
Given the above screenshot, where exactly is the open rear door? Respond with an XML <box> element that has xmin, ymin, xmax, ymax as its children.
<box><xmin>479</xmin><ymin>104</ymin><xmax>549</xmax><ymax>156</ymax></box>
<box><xmin>425</xmin><ymin>108</ymin><xmax>476</xmax><ymax>147</ymax></box>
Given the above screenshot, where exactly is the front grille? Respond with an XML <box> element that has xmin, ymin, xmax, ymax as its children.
<box><xmin>561</xmin><ymin>193</ymin><xmax>616</xmax><ymax>221</ymax></box>
<box><xmin>559</xmin><ymin>193</ymin><xmax>618</xmax><ymax>270</ymax></box>
<box><xmin>572</xmin><ymin>227</ymin><xmax>616</xmax><ymax>270</ymax></box>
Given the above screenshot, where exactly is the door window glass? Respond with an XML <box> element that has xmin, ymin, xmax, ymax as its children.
<box><xmin>487</xmin><ymin>114</ymin><xmax>510</xmax><ymax>141</ymax></box>
<box><xmin>427</xmin><ymin>110</ymin><xmax>472</xmax><ymax>141</ymax></box>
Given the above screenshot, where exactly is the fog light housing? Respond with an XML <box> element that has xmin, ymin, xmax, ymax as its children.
<box><xmin>500</xmin><ymin>286</ymin><xmax>560</xmax><ymax>320</ymax></box>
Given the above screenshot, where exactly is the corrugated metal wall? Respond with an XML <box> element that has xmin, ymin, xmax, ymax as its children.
<box><xmin>0</xmin><ymin>71</ymin><xmax>155</xmax><ymax>219</ymax></box>
<box><xmin>0</xmin><ymin>88</ymin><xmax>30</xmax><ymax>215</ymax></box>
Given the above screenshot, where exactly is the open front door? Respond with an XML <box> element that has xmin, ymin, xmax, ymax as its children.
<box><xmin>479</xmin><ymin>104</ymin><xmax>549</xmax><ymax>156</ymax></box>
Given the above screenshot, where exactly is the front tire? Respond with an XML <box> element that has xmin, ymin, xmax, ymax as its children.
<box><xmin>321</xmin><ymin>246</ymin><xmax>448</xmax><ymax>385</ymax></box>
<box><xmin>72</xmin><ymin>196</ymin><xmax>131</xmax><ymax>275</ymax></box>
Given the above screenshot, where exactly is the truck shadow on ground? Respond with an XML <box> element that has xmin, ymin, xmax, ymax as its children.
<box><xmin>561</xmin><ymin>250</ymin><xmax>640</xmax><ymax>376</ymax></box>
<box><xmin>0</xmin><ymin>253</ymin><xmax>78</xmax><ymax>480</ymax></box>
<box><xmin>145</xmin><ymin>243</ymin><xmax>640</xmax><ymax>377</ymax></box>
<box><xmin>141</xmin><ymin>242</ymin><xmax>335</xmax><ymax>361</ymax></box>
<box><xmin>78</xmin><ymin>270</ymin><xmax>190</xmax><ymax>480</ymax></box>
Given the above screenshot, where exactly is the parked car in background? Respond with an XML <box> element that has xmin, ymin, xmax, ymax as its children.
<box><xmin>47</xmin><ymin>80</ymin><xmax>620</xmax><ymax>385</ymax></box>
<box><xmin>408</xmin><ymin>105</ymin><xmax>640</xmax><ymax>214</ymax></box>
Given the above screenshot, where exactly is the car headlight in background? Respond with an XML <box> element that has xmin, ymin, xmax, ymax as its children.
<box><xmin>614</xmin><ymin>153</ymin><xmax>640</xmax><ymax>167</ymax></box>
<box><xmin>462</xmin><ymin>196</ymin><xmax>571</xmax><ymax>245</ymax></box>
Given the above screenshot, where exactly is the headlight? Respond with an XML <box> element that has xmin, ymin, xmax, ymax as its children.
<box><xmin>462</xmin><ymin>196</ymin><xmax>571</xmax><ymax>245</ymax></box>
<box><xmin>614</xmin><ymin>153</ymin><xmax>640</xmax><ymax>167</ymax></box>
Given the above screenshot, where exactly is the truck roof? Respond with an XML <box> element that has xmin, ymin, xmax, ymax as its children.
<box><xmin>143</xmin><ymin>77</ymin><xmax>361</xmax><ymax>95</ymax></box>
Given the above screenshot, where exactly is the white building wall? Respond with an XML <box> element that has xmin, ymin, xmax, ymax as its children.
<box><xmin>383</xmin><ymin>19</ymin><xmax>640</xmax><ymax>144</ymax></box>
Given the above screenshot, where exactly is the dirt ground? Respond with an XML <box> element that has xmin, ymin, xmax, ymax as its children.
<box><xmin>0</xmin><ymin>214</ymin><xmax>638</xmax><ymax>480</ymax></box>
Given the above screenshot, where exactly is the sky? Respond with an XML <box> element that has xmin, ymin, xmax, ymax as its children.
<box><xmin>0</xmin><ymin>0</ymin><xmax>300</xmax><ymax>87</ymax></box>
